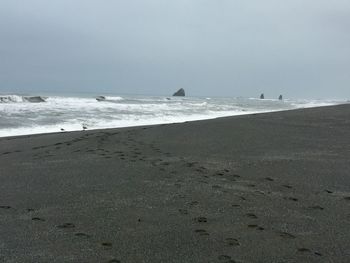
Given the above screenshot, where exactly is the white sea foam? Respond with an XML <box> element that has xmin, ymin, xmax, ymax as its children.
<box><xmin>0</xmin><ymin>95</ymin><xmax>26</xmax><ymax>103</ymax></box>
<box><xmin>0</xmin><ymin>94</ymin><xmax>346</xmax><ymax>138</ymax></box>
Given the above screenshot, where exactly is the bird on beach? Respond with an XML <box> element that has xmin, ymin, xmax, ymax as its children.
<box><xmin>82</xmin><ymin>124</ymin><xmax>88</xmax><ymax>130</ymax></box>
<box><xmin>60</xmin><ymin>128</ymin><xmax>65</xmax><ymax>132</ymax></box>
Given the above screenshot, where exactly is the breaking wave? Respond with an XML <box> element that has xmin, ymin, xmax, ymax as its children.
<box><xmin>0</xmin><ymin>95</ymin><xmax>46</xmax><ymax>103</ymax></box>
<box><xmin>0</xmin><ymin>94</ymin><xmax>346</xmax><ymax>138</ymax></box>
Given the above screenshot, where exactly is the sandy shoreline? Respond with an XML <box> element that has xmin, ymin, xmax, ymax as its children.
<box><xmin>1</xmin><ymin>104</ymin><xmax>350</xmax><ymax>262</ymax></box>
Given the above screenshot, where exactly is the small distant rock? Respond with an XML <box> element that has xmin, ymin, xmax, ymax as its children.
<box><xmin>96</xmin><ymin>96</ymin><xmax>106</xmax><ymax>101</ymax></box>
<box><xmin>173</xmin><ymin>89</ymin><xmax>185</xmax><ymax>97</ymax></box>
<box><xmin>260</xmin><ymin>93</ymin><xmax>264</xmax><ymax>99</ymax></box>
<box><xmin>23</xmin><ymin>96</ymin><xmax>46</xmax><ymax>103</ymax></box>
<box><xmin>279</xmin><ymin>95</ymin><xmax>283</xmax><ymax>100</ymax></box>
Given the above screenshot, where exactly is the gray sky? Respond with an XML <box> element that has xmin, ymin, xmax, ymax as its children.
<box><xmin>1</xmin><ymin>0</ymin><xmax>349</xmax><ymax>98</ymax></box>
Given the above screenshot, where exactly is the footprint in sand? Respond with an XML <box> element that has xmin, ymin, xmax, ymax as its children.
<box><xmin>57</xmin><ymin>223</ymin><xmax>75</xmax><ymax>229</ymax></box>
<box><xmin>0</xmin><ymin>205</ymin><xmax>11</xmax><ymax>209</ymax></box>
<box><xmin>308</xmin><ymin>205</ymin><xmax>324</xmax><ymax>210</ymax></box>
<box><xmin>101</xmin><ymin>242</ymin><xmax>112</xmax><ymax>249</ymax></box>
<box><xmin>282</xmin><ymin>184</ymin><xmax>293</xmax><ymax>189</ymax></box>
<box><xmin>225</xmin><ymin>238</ymin><xmax>240</xmax><ymax>247</ymax></box>
<box><xmin>238</xmin><ymin>196</ymin><xmax>246</xmax><ymax>201</ymax></box>
<box><xmin>227</xmin><ymin>177</ymin><xmax>236</xmax><ymax>182</ymax></box>
<box><xmin>194</xmin><ymin>217</ymin><xmax>207</xmax><ymax>223</ymax></box>
<box><xmin>107</xmin><ymin>259</ymin><xmax>121</xmax><ymax>263</ymax></box>
<box><xmin>248</xmin><ymin>224</ymin><xmax>264</xmax><ymax>230</ymax></box>
<box><xmin>264</xmin><ymin>177</ymin><xmax>274</xmax><ymax>181</ymax></box>
<box><xmin>218</xmin><ymin>255</ymin><xmax>231</xmax><ymax>260</ymax></box>
<box><xmin>246</xmin><ymin>213</ymin><xmax>258</xmax><ymax>219</ymax></box>
<box><xmin>284</xmin><ymin>197</ymin><xmax>298</xmax><ymax>202</ymax></box>
<box><xmin>194</xmin><ymin>229</ymin><xmax>209</xmax><ymax>236</ymax></box>
<box><xmin>32</xmin><ymin>217</ymin><xmax>45</xmax><ymax>222</ymax></box>
<box><xmin>189</xmin><ymin>201</ymin><xmax>199</xmax><ymax>206</ymax></box>
<box><xmin>278</xmin><ymin>231</ymin><xmax>296</xmax><ymax>239</ymax></box>
<box><xmin>198</xmin><ymin>180</ymin><xmax>209</xmax><ymax>184</ymax></box>
<box><xmin>75</xmin><ymin>232</ymin><xmax>91</xmax><ymax>238</ymax></box>
<box><xmin>298</xmin><ymin>248</ymin><xmax>310</xmax><ymax>253</ymax></box>
<box><xmin>254</xmin><ymin>190</ymin><xmax>266</xmax><ymax>195</ymax></box>
<box><xmin>195</xmin><ymin>168</ymin><xmax>205</xmax><ymax>173</ymax></box>
<box><xmin>178</xmin><ymin>209</ymin><xmax>188</xmax><ymax>215</ymax></box>
<box><xmin>218</xmin><ymin>255</ymin><xmax>237</xmax><ymax>262</ymax></box>
<box><xmin>189</xmin><ymin>161</ymin><xmax>200</xmax><ymax>167</ymax></box>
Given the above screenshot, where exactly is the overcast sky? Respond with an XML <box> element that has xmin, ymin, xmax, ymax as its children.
<box><xmin>0</xmin><ymin>0</ymin><xmax>349</xmax><ymax>98</ymax></box>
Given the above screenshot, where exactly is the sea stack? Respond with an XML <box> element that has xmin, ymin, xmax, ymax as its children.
<box><xmin>260</xmin><ymin>93</ymin><xmax>264</xmax><ymax>99</ymax></box>
<box><xmin>173</xmin><ymin>88</ymin><xmax>185</xmax><ymax>97</ymax></box>
<box><xmin>279</xmin><ymin>95</ymin><xmax>283</xmax><ymax>100</ymax></box>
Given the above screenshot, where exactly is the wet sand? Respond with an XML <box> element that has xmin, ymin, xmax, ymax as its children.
<box><xmin>0</xmin><ymin>104</ymin><xmax>350</xmax><ymax>263</ymax></box>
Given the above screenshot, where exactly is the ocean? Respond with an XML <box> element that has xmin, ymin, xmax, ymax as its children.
<box><xmin>0</xmin><ymin>93</ymin><xmax>346</xmax><ymax>138</ymax></box>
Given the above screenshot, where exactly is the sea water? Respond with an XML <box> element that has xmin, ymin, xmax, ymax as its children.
<box><xmin>0</xmin><ymin>93</ymin><xmax>345</xmax><ymax>138</ymax></box>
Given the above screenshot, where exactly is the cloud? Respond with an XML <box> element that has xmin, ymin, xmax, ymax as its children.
<box><xmin>0</xmin><ymin>0</ymin><xmax>349</xmax><ymax>98</ymax></box>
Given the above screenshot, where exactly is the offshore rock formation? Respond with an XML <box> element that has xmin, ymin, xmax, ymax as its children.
<box><xmin>260</xmin><ymin>93</ymin><xmax>264</xmax><ymax>99</ymax></box>
<box><xmin>173</xmin><ymin>89</ymin><xmax>185</xmax><ymax>97</ymax></box>
<box><xmin>23</xmin><ymin>96</ymin><xmax>46</xmax><ymax>103</ymax></box>
<box><xmin>96</xmin><ymin>96</ymin><xmax>106</xmax><ymax>101</ymax></box>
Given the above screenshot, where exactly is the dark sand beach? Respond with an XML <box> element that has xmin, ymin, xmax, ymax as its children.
<box><xmin>1</xmin><ymin>104</ymin><xmax>350</xmax><ymax>263</ymax></box>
